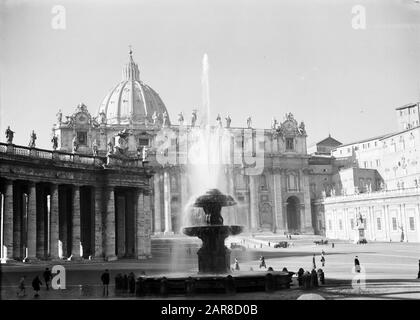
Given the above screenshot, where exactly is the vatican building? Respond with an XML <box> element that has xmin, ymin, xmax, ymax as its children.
<box><xmin>1</xmin><ymin>51</ymin><xmax>420</xmax><ymax>263</ymax></box>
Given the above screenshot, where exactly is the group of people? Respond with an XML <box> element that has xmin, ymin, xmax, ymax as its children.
<box><xmin>297</xmin><ymin>268</ymin><xmax>325</xmax><ymax>288</ymax></box>
<box><xmin>16</xmin><ymin>268</ymin><xmax>53</xmax><ymax>297</ymax></box>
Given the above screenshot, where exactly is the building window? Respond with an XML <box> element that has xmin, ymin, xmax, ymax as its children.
<box><xmin>392</xmin><ymin>217</ymin><xmax>397</xmax><ymax>231</ymax></box>
<box><xmin>350</xmin><ymin>219</ymin><xmax>354</xmax><ymax>230</ymax></box>
<box><xmin>286</xmin><ymin>138</ymin><xmax>294</xmax><ymax>151</ymax></box>
<box><xmin>377</xmin><ymin>218</ymin><xmax>381</xmax><ymax>231</ymax></box>
<box><xmin>409</xmin><ymin>217</ymin><xmax>415</xmax><ymax>231</ymax></box>
<box><xmin>376</xmin><ymin>159</ymin><xmax>381</xmax><ymax>167</ymax></box>
<box><xmin>139</xmin><ymin>138</ymin><xmax>149</xmax><ymax>146</ymax></box>
<box><xmin>77</xmin><ymin>131</ymin><xmax>87</xmax><ymax>145</ymax></box>
<box><xmin>328</xmin><ymin>220</ymin><xmax>332</xmax><ymax>230</ymax></box>
<box><xmin>339</xmin><ymin>220</ymin><xmax>343</xmax><ymax>230</ymax></box>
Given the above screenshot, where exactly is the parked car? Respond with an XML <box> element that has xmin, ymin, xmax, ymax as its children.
<box><xmin>274</xmin><ymin>241</ymin><xmax>288</xmax><ymax>248</ymax></box>
<box><xmin>314</xmin><ymin>239</ymin><xmax>329</xmax><ymax>245</ymax></box>
<box><xmin>357</xmin><ymin>239</ymin><xmax>367</xmax><ymax>244</ymax></box>
<box><xmin>230</xmin><ymin>243</ymin><xmax>246</xmax><ymax>251</ymax></box>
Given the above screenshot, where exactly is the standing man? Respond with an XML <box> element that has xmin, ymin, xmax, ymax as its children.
<box><xmin>101</xmin><ymin>269</ymin><xmax>110</xmax><ymax>297</ymax></box>
<box><xmin>43</xmin><ymin>268</ymin><xmax>52</xmax><ymax>290</ymax></box>
<box><xmin>259</xmin><ymin>256</ymin><xmax>266</xmax><ymax>269</ymax></box>
<box><xmin>312</xmin><ymin>254</ymin><xmax>317</xmax><ymax>270</ymax></box>
<box><xmin>417</xmin><ymin>259</ymin><xmax>420</xmax><ymax>279</ymax></box>
<box><xmin>354</xmin><ymin>256</ymin><xmax>361</xmax><ymax>273</ymax></box>
<box><xmin>320</xmin><ymin>253</ymin><xmax>326</xmax><ymax>267</ymax></box>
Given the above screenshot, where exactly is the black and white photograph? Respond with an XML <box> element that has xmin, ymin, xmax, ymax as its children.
<box><xmin>1</xmin><ymin>0</ymin><xmax>420</xmax><ymax>313</ymax></box>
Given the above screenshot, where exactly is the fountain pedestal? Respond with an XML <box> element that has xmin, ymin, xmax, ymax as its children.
<box><xmin>183</xmin><ymin>225</ymin><xmax>242</xmax><ymax>274</ymax></box>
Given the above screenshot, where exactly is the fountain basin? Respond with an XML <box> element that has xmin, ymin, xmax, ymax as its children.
<box><xmin>135</xmin><ymin>271</ymin><xmax>293</xmax><ymax>296</ymax></box>
<box><xmin>183</xmin><ymin>225</ymin><xmax>243</xmax><ymax>274</ymax></box>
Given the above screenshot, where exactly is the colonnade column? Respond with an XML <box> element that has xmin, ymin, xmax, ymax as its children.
<box><xmin>71</xmin><ymin>185</ymin><xmax>81</xmax><ymax>259</ymax></box>
<box><xmin>104</xmin><ymin>186</ymin><xmax>116</xmax><ymax>261</ymax></box>
<box><xmin>27</xmin><ymin>182</ymin><xmax>37</xmax><ymax>260</ymax></box>
<box><xmin>3</xmin><ymin>180</ymin><xmax>14</xmax><ymax>259</ymax></box>
<box><xmin>136</xmin><ymin>189</ymin><xmax>152</xmax><ymax>259</ymax></box>
<box><xmin>249</xmin><ymin>175</ymin><xmax>259</xmax><ymax>231</ymax></box>
<box><xmin>50</xmin><ymin>184</ymin><xmax>59</xmax><ymax>259</ymax></box>
<box><xmin>36</xmin><ymin>186</ymin><xmax>46</xmax><ymax>258</ymax></box>
<box><xmin>153</xmin><ymin>173</ymin><xmax>162</xmax><ymax>234</ymax></box>
<box><xmin>163</xmin><ymin>171</ymin><xmax>173</xmax><ymax>234</ymax></box>
<box><xmin>94</xmin><ymin>187</ymin><xmax>103</xmax><ymax>259</ymax></box>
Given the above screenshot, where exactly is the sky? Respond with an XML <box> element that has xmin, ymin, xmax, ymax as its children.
<box><xmin>1</xmin><ymin>0</ymin><xmax>420</xmax><ymax>149</ymax></box>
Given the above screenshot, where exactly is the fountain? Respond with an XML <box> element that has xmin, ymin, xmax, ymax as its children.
<box><xmin>132</xmin><ymin>54</ymin><xmax>293</xmax><ymax>296</ymax></box>
<box><xmin>183</xmin><ymin>188</ymin><xmax>242</xmax><ymax>274</ymax></box>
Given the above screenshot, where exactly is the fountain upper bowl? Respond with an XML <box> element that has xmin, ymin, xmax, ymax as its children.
<box><xmin>182</xmin><ymin>225</ymin><xmax>243</xmax><ymax>237</ymax></box>
<box><xmin>193</xmin><ymin>188</ymin><xmax>236</xmax><ymax>207</ymax></box>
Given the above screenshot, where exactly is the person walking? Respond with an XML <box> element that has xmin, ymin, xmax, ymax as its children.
<box><xmin>320</xmin><ymin>253</ymin><xmax>326</xmax><ymax>267</ymax></box>
<box><xmin>417</xmin><ymin>259</ymin><xmax>420</xmax><ymax>279</ymax></box>
<box><xmin>259</xmin><ymin>256</ymin><xmax>266</xmax><ymax>269</ymax></box>
<box><xmin>354</xmin><ymin>256</ymin><xmax>361</xmax><ymax>273</ymax></box>
<box><xmin>101</xmin><ymin>269</ymin><xmax>110</xmax><ymax>297</ymax></box>
<box><xmin>17</xmin><ymin>276</ymin><xmax>26</xmax><ymax>297</ymax></box>
<box><xmin>312</xmin><ymin>254</ymin><xmax>317</xmax><ymax>269</ymax></box>
<box><xmin>234</xmin><ymin>258</ymin><xmax>240</xmax><ymax>271</ymax></box>
<box><xmin>43</xmin><ymin>268</ymin><xmax>52</xmax><ymax>290</ymax></box>
<box><xmin>32</xmin><ymin>276</ymin><xmax>42</xmax><ymax>298</ymax></box>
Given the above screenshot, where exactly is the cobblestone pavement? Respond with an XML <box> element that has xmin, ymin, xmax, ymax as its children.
<box><xmin>1</xmin><ymin>234</ymin><xmax>420</xmax><ymax>300</ymax></box>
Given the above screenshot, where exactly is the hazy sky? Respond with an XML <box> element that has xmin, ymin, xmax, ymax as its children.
<box><xmin>1</xmin><ymin>0</ymin><xmax>420</xmax><ymax>149</ymax></box>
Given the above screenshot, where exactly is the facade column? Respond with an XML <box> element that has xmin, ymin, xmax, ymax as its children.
<box><xmin>180</xmin><ymin>168</ymin><xmax>189</xmax><ymax>224</ymax></box>
<box><xmin>71</xmin><ymin>185</ymin><xmax>81</xmax><ymax>259</ymax></box>
<box><xmin>272</xmin><ymin>171</ymin><xmax>284</xmax><ymax>233</ymax></box>
<box><xmin>27</xmin><ymin>182</ymin><xmax>37</xmax><ymax>260</ymax></box>
<box><xmin>249</xmin><ymin>175</ymin><xmax>259</xmax><ymax>231</ymax></box>
<box><xmin>93</xmin><ymin>187</ymin><xmax>103</xmax><ymax>259</ymax></box>
<box><xmin>301</xmin><ymin>170</ymin><xmax>313</xmax><ymax>234</ymax></box>
<box><xmin>163</xmin><ymin>171</ymin><xmax>173</xmax><ymax>234</ymax></box>
<box><xmin>104</xmin><ymin>186</ymin><xmax>116</xmax><ymax>261</ymax></box>
<box><xmin>3</xmin><ymin>180</ymin><xmax>14</xmax><ymax>259</ymax></box>
<box><xmin>153</xmin><ymin>173</ymin><xmax>162</xmax><ymax>234</ymax></box>
<box><xmin>50</xmin><ymin>184</ymin><xmax>59</xmax><ymax>259</ymax></box>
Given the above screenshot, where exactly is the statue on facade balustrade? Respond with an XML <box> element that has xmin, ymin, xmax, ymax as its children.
<box><xmin>99</xmin><ymin>111</ymin><xmax>107</xmax><ymax>125</ymax></box>
<box><xmin>114</xmin><ymin>129</ymin><xmax>130</xmax><ymax>155</ymax></box>
<box><xmin>246</xmin><ymin>116</ymin><xmax>252</xmax><ymax>128</ymax></box>
<box><xmin>92</xmin><ymin>117</ymin><xmax>100</xmax><ymax>128</ymax></box>
<box><xmin>92</xmin><ymin>139</ymin><xmax>98</xmax><ymax>156</ymax></box>
<box><xmin>225</xmin><ymin>115</ymin><xmax>232</xmax><ymax>128</ymax></box>
<box><xmin>107</xmin><ymin>140</ymin><xmax>114</xmax><ymax>155</ymax></box>
<box><xmin>178</xmin><ymin>112</ymin><xmax>184</xmax><ymax>126</ymax></box>
<box><xmin>51</xmin><ymin>134</ymin><xmax>58</xmax><ymax>151</ymax></box>
<box><xmin>28</xmin><ymin>130</ymin><xmax>37</xmax><ymax>148</ymax></box>
<box><xmin>191</xmin><ymin>110</ymin><xmax>197</xmax><ymax>127</ymax></box>
<box><xmin>331</xmin><ymin>188</ymin><xmax>336</xmax><ymax>196</ymax></box>
<box><xmin>72</xmin><ymin>136</ymin><xmax>78</xmax><ymax>153</ymax></box>
<box><xmin>162</xmin><ymin>111</ymin><xmax>169</xmax><ymax>127</ymax></box>
<box><xmin>152</xmin><ymin>111</ymin><xmax>159</xmax><ymax>126</ymax></box>
<box><xmin>5</xmin><ymin>126</ymin><xmax>14</xmax><ymax>144</ymax></box>
<box><xmin>321</xmin><ymin>190</ymin><xmax>326</xmax><ymax>198</ymax></box>
<box><xmin>216</xmin><ymin>114</ymin><xmax>222</xmax><ymax>127</ymax></box>
<box><xmin>298</xmin><ymin>121</ymin><xmax>306</xmax><ymax>136</ymax></box>
<box><xmin>271</xmin><ymin>117</ymin><xmax>278</xmax><ymax>130</ymax></box>
<box><xmin>56</xmin><ymin>109</ymin><xmax>63</xmax><ymax>125</ymax></box>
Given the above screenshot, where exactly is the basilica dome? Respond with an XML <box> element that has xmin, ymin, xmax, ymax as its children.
<box><xmin>98</xmin><ymin>50</ymin><xmax>170</xmax><ymax>126</ymax></box>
